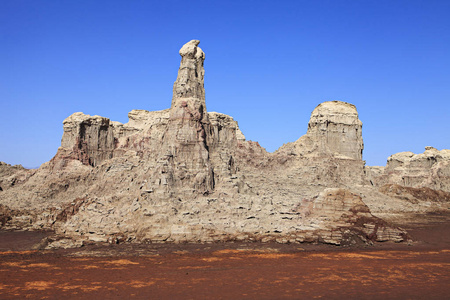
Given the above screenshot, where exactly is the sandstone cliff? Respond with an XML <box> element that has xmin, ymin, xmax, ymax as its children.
<box><xmin>1</xmin><ymin>40</ymin><xmax>448</xmax><ymax>248</ymax></box>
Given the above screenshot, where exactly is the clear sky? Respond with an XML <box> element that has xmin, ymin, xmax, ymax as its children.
<box><xmin>1</xmin><ymin>0</ymin><xmax>449</xmax><ymax>168</ymax></box>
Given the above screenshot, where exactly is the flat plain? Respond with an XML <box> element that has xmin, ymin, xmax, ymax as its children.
<box><xmin>0</xmin><ymin>213</ymin><xmax>449</xmax><ymax>299</ymax></box>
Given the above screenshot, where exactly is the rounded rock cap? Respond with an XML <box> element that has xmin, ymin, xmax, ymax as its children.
<box><xmin>179</xmin><ymin>40</ymin><xmax>204</xmax><ymax>59</ymax></box>
<box><xmin>312</xmin><ymin>101</ymin><xmax>358</xmax><ymax>115</ymax></box>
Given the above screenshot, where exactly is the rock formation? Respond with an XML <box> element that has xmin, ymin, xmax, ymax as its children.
<box><xmin>366</xmin><ymin>147</ymin><xmax>450</xmax><ymax>191</ymax></box>
<box><xmin>161</xmin><ymin>40</ymin><xmax>213</xmax><ymax>195</ymax></box>
<box><xmin>275</xmin><ymin>100</ymin><xmax>367</xmax><ymax>188</ymax></box>
<box><xmin>307</xmin><ymin>101</ymin><xmax>363</xmax><ymax>160</ymax></box>
<box><xmin>277</xmin><ymin>101</ymin><xmax>363</xmax><ymax>159</ymax></box>
<box><xmin>60</xmin><ymin>113</ymin><xmax>115</xmax><ymax>167</ymax></box>
<box><xmin>1</xmin><ymin>40</ymin><xmax>448</xmax><ymax>248</ymax></box>
<box><xmin>0</xmin><ymin>162</ymin><xmax>29</xmax><ymax>192</ymax></box>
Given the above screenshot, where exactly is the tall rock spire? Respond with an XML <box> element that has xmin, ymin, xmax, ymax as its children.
<box><xmin>156</xmin><ymin>40</ymin><xmax>214</xmax><ymax>196</ymax></box>
<box><xmin>172</xmin><ymin>40</ymin><xmax>205</xmax><ymax>102</ymax></box>
<box><xmin>168</xmin><ymin>39</ymin><xmax>209</xmax><ymax>148</ymax></box>
<box><xmin>170</xmin><ymin>40</ymin><xmax>207</xmax><ymax>124</ymax></box>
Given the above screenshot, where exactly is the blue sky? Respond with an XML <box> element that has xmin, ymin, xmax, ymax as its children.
<box><xmin>1</xmin><ymin>0</ymin><xmax>449</xmax><ymax>168</ymax></box>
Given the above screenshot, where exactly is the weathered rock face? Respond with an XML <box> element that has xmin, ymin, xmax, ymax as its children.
<box><xmin>2</xmin><ymin>39</ymin><xmax>447</xmax><ymax>248</ymax></box>
<box><xmin>172</xmin><ymin>40</ymin><xmax>206</xmax><ymax>106</ymax></box>
<box><xmin>307</xmin><ymin>101</ymin><xmax>363</xmax><ymax>160</ymax></box>
<box><xmin>280</xmin><ymin>101</ymin><xmax>363</xmax><ymax>160</ymax></box>
<box><xmin>54</xmin><ymin>187</ymin><xmax>406</xmax><ymax>246</ymax></box>
<box><xmin>276</xmin><ymin>100</ymin><xmax>367</xmax><ymax>187</ymax></box>
<box><xmin>379</xmin><ymin>184</ymin><xmax>450</xmax><ymax>204</ymax></box>
<box><xmin>367</xmin><ymin>147</ymin><xmax>450</xmax><ymax>192</ymax></box>
<box><xmin>159</xmin><ymin>40</ymin><xmax>214</xmax><ymax>196</ymax></box>
<box><xmin>60</xmin><ymin>113</ymin><xmax>115</xmax><ymax>167</ymax></box>
<box><xmin>0</xmin><ymin>162</ymin><xmax>32</xmax><ymax>193</ymax></box>
<box><xmin>308</xmin><ymin>189</ymin><xmax>407</xmax><ymax>244</ymax></box>
<box><xmin>51</xmin><ymin>41</ymin><xmax>243</xmax><ymax>199</ymax></box>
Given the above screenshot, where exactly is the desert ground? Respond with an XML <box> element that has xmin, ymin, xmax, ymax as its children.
<box><xmin>0</xmin><ymin>213</ymin><xmax>449</xmax><ymax>300</ymax></box>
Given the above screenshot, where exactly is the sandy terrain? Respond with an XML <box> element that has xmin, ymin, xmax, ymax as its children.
<box><xmin>0</xmin><ymin>213</ymin><xmax>449</xmax><ymax>299</ymax></box>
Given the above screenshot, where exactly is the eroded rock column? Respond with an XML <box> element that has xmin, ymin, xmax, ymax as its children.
<box><xmin>157</xmin><ymin>40</ymin><xmax>214</xmax><ymax>196</ymax></box>
<box><xmin>307</xmin><ymin>101</ymin><xmax>364</xmax><ymax>160</ymax></box>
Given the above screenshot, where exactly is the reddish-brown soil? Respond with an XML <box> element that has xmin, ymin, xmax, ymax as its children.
<box><xmin>1</xmin><ymin>213</ymin><xmax>449</xmax><ymax>299</ymax></box>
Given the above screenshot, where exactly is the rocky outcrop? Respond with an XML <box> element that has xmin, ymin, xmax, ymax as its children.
<box><xmin>379</xmin><ymin>184</ymin><xmax>450</xmax><ymax>204</ymax></box>
<box><xmin>0</xmin><ymin>162</ymin><xmax>35</xmax><ymax>193</ymax></box>
<box><xmin>172</xmin><ymin>40</ymin><xmax>206</xmax><ymax>105</ymax></box>
<box><xmin>276</xmin><ymin>101</ymin><xmax>367</xmax><ymax>187</ymax></box>
<box><xmin>59</xmin><ymin>112</ymin><xmax>115</xmax><ymax>167</ymax></box>
<box><xmin>307</xmin><ymin>189</ymin><xmax>407</xmax><ymax>244</ymax></box>
<box><xmin>278</xmin><ymin>101</ymin><xmax>363</xmax><ymax>160</ymax></box>
<box><xmin>53</xmin><ymin>187</ymin><xmax>406</xmax><ymax>246</ymax></box>
<box><xmin>307</xmin><ymin>101</ymin><xmax>363</xmax><ymax>160</ymax></box>
<box><xmin>367</xmin><ymin>147</ymin><xmax>450</xmax><ymax>192</ymax></box>
<box><xmin>0</xmin><ymin>162</ymin><xmax>26</xmax><ymax>176</ymax></box>
<box><xmin>157</xmin><ymin>39</ymin><xmax>214</xmax><ymax>196</ymax></box>
<box><xmin>2</xmin><ymin>39</ymin><xmax>443</xmax><ymax>248</ymax></box>
<box><xmin>112</xmin><ymin>109</ymin><xmax>170</xmax><ymax>138</ymax></box>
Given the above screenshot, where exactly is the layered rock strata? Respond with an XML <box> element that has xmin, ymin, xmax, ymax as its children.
<box><xmin>276</xmin><ymin>100</ymin><xmax>368</xmax><ymax>187</ymax></box>
<box><xmin>60</xmin><ymin>113</ymin><xmax>115</xmax><ymax>167</ymax></box>
<box><xmin>277</xmin><ymin>101</ymin><xmax>363</xmax><ymax>160</ymax></box>
<box><xmin>160</xmin><ymin>39</ymin><xmax>214</xmax><ymax>195</ymax></box>
<box><xmin>1</xmin><ymin>40</ymin><xmax>447</xmax><ymax>248</ymax></box>
<box><xmin>366</xmin><ymin>147</ymin><xmax>450</xmax><ymax>192</ymax></box>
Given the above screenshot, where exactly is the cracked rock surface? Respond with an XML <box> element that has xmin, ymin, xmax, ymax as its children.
<box><xmin>1</xmin><ymin>40</ymin><xmax>448</xmax><ymax>248</ymax></box>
